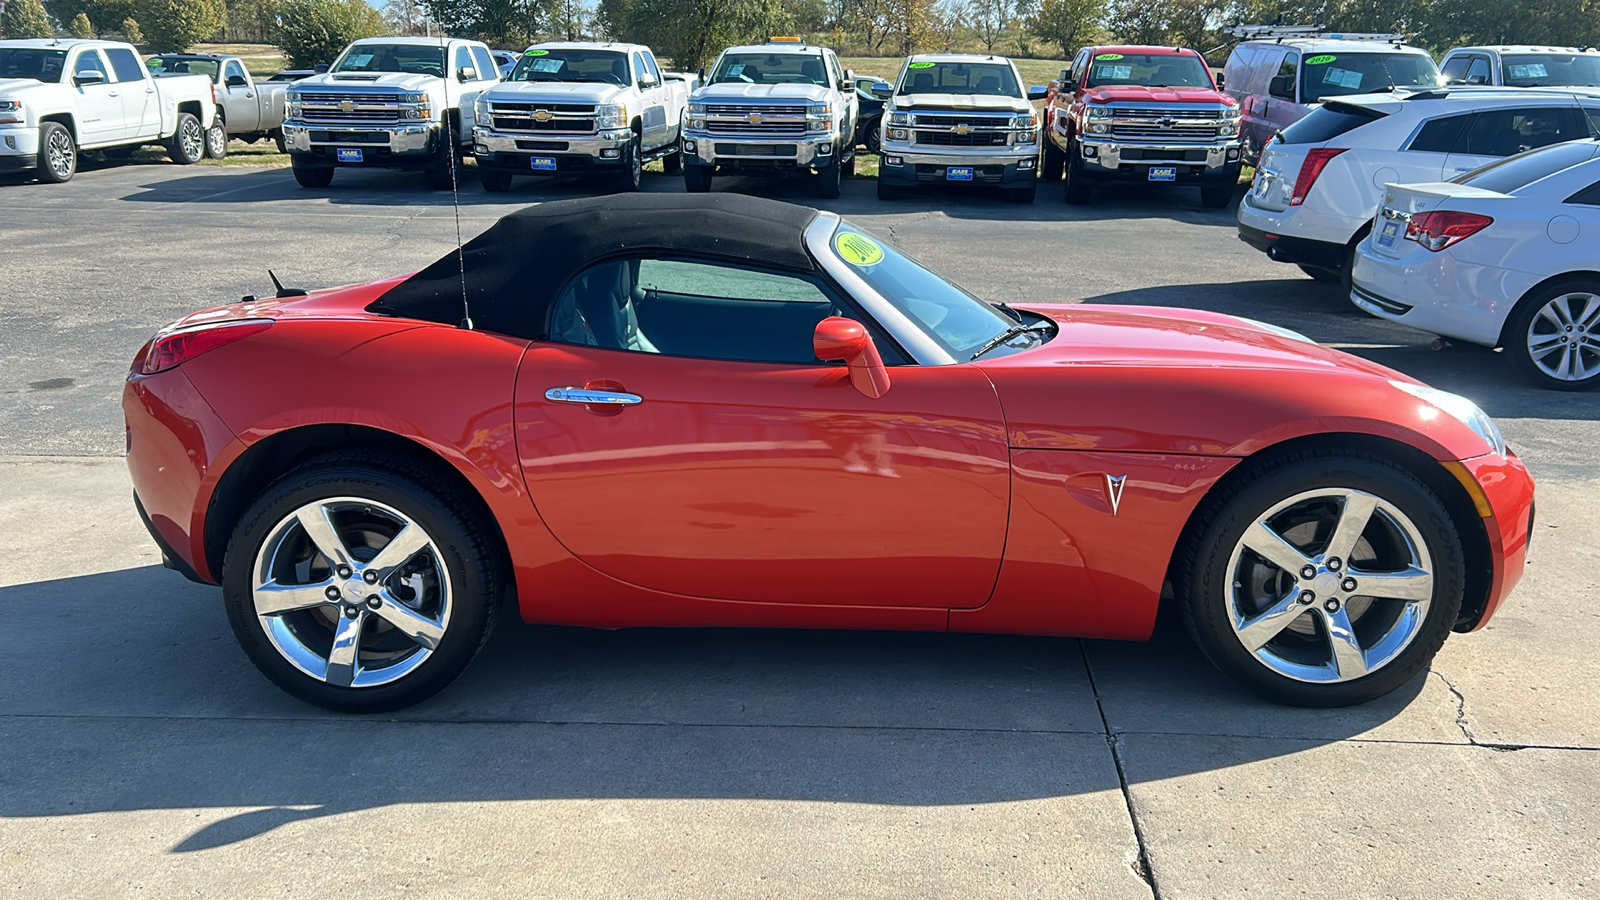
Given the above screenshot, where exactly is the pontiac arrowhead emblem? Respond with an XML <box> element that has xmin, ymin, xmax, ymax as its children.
<box><xmin>532</xmin><ymin>109</ymin><xmax>553</xmax><ymax>122</ymax></box>
<box><xmin>1104</xmin><ymin>474</ymin><xmax>1127</xmax><ymax>515</ymax></box>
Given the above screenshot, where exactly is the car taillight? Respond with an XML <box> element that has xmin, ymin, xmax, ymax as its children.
<box><xmin>140</xmin><ymin>320</ymin><xmax>272</xmax><ymax>375</ymax></box>
<box><xmin>1404</xmin><ymin>211</ymin><xmax>1494</xmax><ymax>251</ymax></box>
<box><xmin>1289</xmin><ymin>147</ymin><xmax>1347</xmax><ymax>206</ymax></box>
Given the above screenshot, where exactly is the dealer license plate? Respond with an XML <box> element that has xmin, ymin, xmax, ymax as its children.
<box><xmin>336</xmin><ymin>148</ymin><xmax>363</xmax><ymax>163</ymax></box>
<box><xmin>946</xmin><ymin>166</ymin><xmax>973</xmax><ymax>181</ymax></box>
<box><xmin>530</xmin><ymin>157</ymin><xmax>557</xmax><ymax>171</ymax></box>
<box><xmin>1148</xmin><ymin>166</ymin><xmax>1177</xmax><ymax>182</ymax></box>
<box><xmin>1377</xmin><ymin>220</ymin><xmax>1401</xmax><ymax>248</ymax></box>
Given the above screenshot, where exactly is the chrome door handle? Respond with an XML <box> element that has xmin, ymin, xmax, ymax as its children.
<box><xmin>546</xmin><ymin>387</ymin><xmax>643</xmax><ymax>405</ymax></box>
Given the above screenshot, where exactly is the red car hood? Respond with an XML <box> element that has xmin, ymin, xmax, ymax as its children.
<box><xmin>1083</xmin><ymin>86</ymin><xmax>1231</xmax><ymax>105</ymax></box>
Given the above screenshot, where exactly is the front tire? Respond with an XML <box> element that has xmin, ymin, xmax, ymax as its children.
<box><xmin>37</xmin><ymin>121</ymin><xmax>76</xmax><ymax>183</ymax></box>
<box><xmin>222</xmin><ymin>457</ymin><xmax>500</xmax><ymax>713</ymax></box>
<box><xmin>292</xmin><ymin>160</ymin><xmax>334</xmax><ymax>188</ymax></box>
<box><xmin>1177</xmin><ymin>451</ymin><xmax>1464</xmax><ymax>707</ymax></box>
<box><xmin>1506</xmin><ymin>277</ymin><xmax>1600</xmax><ymax>390</ymax></box>
<box><xmin>167</xmin><ymin>112</ymin><xmax>205</xmax><ymax>165</ymax></box>
<box><xmin>478</xmin><ymin>166</ymin><xmax>513</xmax><ymax>192</ymax></box>
<box><xmin>426</xmin><ymin>119</ymin><xmax>460</xmax><ymax>191</ymax></box>
<box><xmin>1063</xmin><ymin>145</ymin><xmax>1091</xmax><ymax>205</ymax></box>
<box><xmin>204</xmin><ymin>114</ymin><xmax>228</xmax><ymax>160</ymax></box>
<box><xmin>613</xmin><ymin>134</ymin><xmax>642</xmax><ymax>193</ymax></box>
<box><xmin>815</xmin><ymin>159</ymin><xmax>841</xmax><ymax>199</ymax></box>
<box><xmin>1040</xmin><ymin>135</ymin><xmax>1065</xmax><ymax>181</ymax></box>
<box><xmin>684</xmin><ymin>162</ymin><xmax>712</xmax><ymax>193</ymax></box>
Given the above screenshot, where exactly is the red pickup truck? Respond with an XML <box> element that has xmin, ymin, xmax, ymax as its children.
<box><xmin>1041</xmin><ymin>45</ymin><xmax>1243</xmax><ymax>207</ymax></box>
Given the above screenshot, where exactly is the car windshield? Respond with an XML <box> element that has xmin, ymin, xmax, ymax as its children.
<box><xmin>1299</xmin><ymin>52</ymin><xmax>1438</xmax><ymax>103</ymax></box>
<box><xmin>0</xmin><ymin>48</ymin><xmax>67</xmax><ymax>83</ymax></box>
<box><xmin>508</xmin><ymin>49</ymin><xmax>628</xmax><ymax>85</ymax></box>
<box><xmin>334</xmin><ymin>44</ymin><xmax>446</xmax><ymax>76</ymax></box>
<box><xmin>898</xmin><ymin>61</ymin><xmax>1021</xmax><ymax>97</ymax></box>
<box><xmin>1084</xmin><ymin>53</ymin><xmax>1212</xmax><ymax>88</ymax></box>
<box><xmin>1501</xmin><ymin>53</ymin><xmax>1600</xmax><ymax>87</ymax></box>
<box><xmin>710</xmin><ymin>52</ymin><xmax>829</xmax><ymax>86</ymax></box>
<box><xmin>1454</xmin><ymin>141</ymin><xmax>1600</xmax><ymax>192</ymax></box>
<box><xmin>146</xmin><ymin>56</ymin><xmax>219</xmax><ymax>79</ymax></box>
<box><xmin>828</xmin><ymin>223</ymin><xmax>1040</xmax><ymax>360</ymax></box>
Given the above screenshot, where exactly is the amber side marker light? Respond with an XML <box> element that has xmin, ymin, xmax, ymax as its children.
<box><xmin>141</xmin><ymin>320</ymin><xmax>274</xmax><ymax>375</ymax></box>
<box><xmin>1441</xmin><ymin>460</ymin><xmax>1494</xmax><ymax>518</ymax></box>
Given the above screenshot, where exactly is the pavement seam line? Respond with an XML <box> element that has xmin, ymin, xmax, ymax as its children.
<box><xmin>1078</xmin><ymin>641</ymin><xmax>1162</xmax><ymax>900</ymax></box>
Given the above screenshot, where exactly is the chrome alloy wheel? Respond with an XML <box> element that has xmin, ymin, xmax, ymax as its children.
<box><xmin>1225</xmin><ymin>488</ymin><xmax>1434</xmax><ymax>683</ymax></box>
<box><xmin>251</xmin><ymin>497</ymin><xmax>452</xmax><ymax>688</ymax></box>
<box><xmin>45</xmin><ymin>129</ymin><xmax>75</xmax><ymax>179</ymax></box>
<box><xmin>180</xmin><ymin>118</ymin><xmax>204</xmax><ymax>161</ymax></box>
<box><xmin>1526</xmin><ymin>291</ymin><xmax>1600</xmax><ymax>383</ymax></box>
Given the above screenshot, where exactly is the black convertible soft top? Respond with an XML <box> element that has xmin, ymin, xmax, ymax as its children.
<box><xmin>367</xmin><ymin>193</ymin><xmax>821</xmax><ymax>339</ymax></box>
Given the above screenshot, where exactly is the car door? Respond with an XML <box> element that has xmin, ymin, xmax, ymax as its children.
<box><xmin>1444</xmin><ymin>105</ymin><xmax>1591</xmax><ymax>178</ymax></box>
<box><xmin>513</xmin><ymin>255</ymin><xmax>1011</xmax><ymax>609</ymax></box>
<box><xmin>69</xmin><ymin>49</ymin><xmax>123</xmax><ymax>145</ymax></box>
<box><xmin>1402</xmin><ymin>111</ymin><xmax>1471</xmax><ymax>181</ymax></box>
<box><xmin>825</xmin><ymin>49</ymin><xmax>855</xmax><ymax>145</ymax></box>
<box><xmin>103</xmin><ymin>47</ymin><xmax>155</xmax><ymax>140</ymax></box>
<box><xmin>1266</xmin><ymin>50</ymin><xmax>1301</xmax><ymax>132</ymax></box>
<box><xmin>220</xmin><ymin>59</ymin><xmax>260</xmax><ymax>132</ymax></box>
<box><xmin>631</xmin><ymin>51</ymin><xmax>666</xmax><ymax>149</ymax></box>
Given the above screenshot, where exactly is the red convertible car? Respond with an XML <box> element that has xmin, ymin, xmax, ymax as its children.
<box><xmin>125</xmin><ymin>194</ymin><xmax>1533</xmax><ymax>712</ymax></box>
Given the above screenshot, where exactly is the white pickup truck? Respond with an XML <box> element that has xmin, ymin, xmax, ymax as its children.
<box><xmin>472</xmin><ymin>42</ymin><xmax>691</xmax><ymax>192</ymax></box>
<box><xmin>281</xmin><ymin>36</ymin><xmax>500</xmax><ymax>189</ymax></box>
<box><xmin>0</xmin><ymin>38</ymin><xmax>217</xmax><ymax>184</ymax></box>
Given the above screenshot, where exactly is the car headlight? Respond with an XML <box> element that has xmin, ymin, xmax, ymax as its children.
<box><xmin>1390</xmin><ymin>381</ymin><xmax>1508</xmax><ymax>457</ymax></box>
<box><xmin>475</xmin><ymin>98</ymin><xmax>491</xmax><ymax>126</ymax></box>
<box><xmin>1087</xmin><ymin>106</ymin><xmax>1112</xmax><ymax>118</ymax></box>
<box><xmin>887</xmin><ymin>111</ymin><xmax>910</xmax><ymax>126</ymax></box>
<box><xmin>0</xmin><ymin>99</ymin><xmax>20</xmax><ymax>125</ymax></box>
<box><xmin>688</xmin><ymin>102</ymin><xmax>707</xmax><ymax>116</ymax></box>
<box><xmin>596</xmin><ymin>103</ymin><xmax>627</xmax><ymax>130</ymax></box>
<box><xmin>395</xmin><ymin>91</ymin><xmax>431</xmax><ymax>120</ymax></box>
<box><xmin>806</xmin><ymin>102</ymin><xmax>832</xmax><ymax>133</ymax></box>
<box><xmin>1014</xmin><ymin>113</ymin><xmax>1038</xmax><ymax>142</ymax></box>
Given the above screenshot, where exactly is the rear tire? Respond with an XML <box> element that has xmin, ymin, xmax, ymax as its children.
<box><xmin>684</xmin><ymin>163</ymin><xmax>712</xmax><ymax>192</ymax></box>
<box><xmin>426</xmin><ymin>119</ymin><xmax>460</xmax><ymax>191</ymax></box>
<box><xmin>222</xmin><ymin>456</ymin><xmax>500</xmax><ymax>713</ymax></box>
<box><xmin>864</xmin><ymin>119</ymin><xmax>881</xmax><ymax>154</ymax></box>
<box><xmin>1177</xmin><ymin>450</ymin><xmax>1464</xmax><ymax>707</ymax></box>
<box><xmin>1505</xmin><ymin>277</ymin><xmax>1600</xmax><ymax>390</ymax></box>
<box><xmin>36</xmin><ymin>121</ymin><xmax>76</xmax><ymax>183</ymax></box>
<box><xmin>815</xmin><ymin>159</ymin><xmax>841</xmax><ymax>199</ymax></box>
<box><xmin>273</xmin><ymin>131</ymin><xmax>288</xmax><ymax>154</ymax></box>
<box><xmin>204</xmin><ymin>114</ymin><xmax>228</xmax><ymax>160</ymax></box>
<box><xmin>1040</xmin><ymin>135</ymin><xmax>1065</xmax><ymax>181</ymax></box>
<box><xmin>478</xmin><ymin>167</ymin><xmax>513</xmax><ymax>192</ymax></box>
<box><xmin>292</xmin><ymin>160</ymin><xmax>334</xmax><ymax>188</ymax></box>
<box><xmin>1063</xmin><ymin>146</ymin><xmax>1091</xmax><ymax>205</ymax></box>
<box><xmin>1200</xmin><ymin>183</ymin><xmax>1234</xmax><ymax>209</ymax></box>
<box><xmin>167</xmin><ymin>112</ymin><xmax>205</xmax><ymax>165</ymax></box>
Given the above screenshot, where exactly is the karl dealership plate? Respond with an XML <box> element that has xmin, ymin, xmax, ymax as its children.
<box><xmin>946</xmin><ymin>166</ymin><xmax>973</xmax><ymax>181</ymax></box>
<box><xmin>336</xmin><ymin>148</ymin><xmax>363</xmax><ymax>163</ymax></box>
<box><xmin>531</xmin><ymin>157</ymin><xmax>557</xmax><ymax>171</ymax></box>
<box><xmin>1148</xmin><ymin>166</ymin><xmax>1177</xmax><ymax>182</ymax></box>
<box><xmin>1377</xmin><ymin>220</ymin><xmax>1401</xmax><ymax>248</ymax></box>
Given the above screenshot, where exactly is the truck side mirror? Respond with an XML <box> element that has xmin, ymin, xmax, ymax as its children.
<box><xmin>698</xmin><ymin>67</ymin><xmax>706</xmax><ymax>82</ymax></box>
<box><xmin>226</xmin><ymin>74</ymin><xmax>248</xmax><ymax>87</ymax></box>
<box><xmin>74</xmin><ymin>71</ymin><xmax>106</xmax><ymax>86</ymax></box>
<box><xmin>1268</xmin><ymin>74</ymin><xmax>1295</xmax><ymax>100</ymax></box>
<box><xmin>1215</xmin><ymin>71</ymin><xmax>1226</xmax><ymax>90</ymax></box>
<box><xmin>870</xmin><ymin>81</ymin><xmax>892</xmax><ymax>99</ymax></box>
<box><xmin>1027</xmin><ymin>85</ymin><xmax>1048</xmax><ymax>101</ymax></box>
<box><xmin>458</xmin><ymin>66</ymin><xmax>477</xmax><ymax>81</ymax></box>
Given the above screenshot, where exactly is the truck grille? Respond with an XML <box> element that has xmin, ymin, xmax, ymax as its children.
<box><xmin>1108</xmin><ymin>108</ymin><xmax>1223</xmax><ymax>143</ymax></box>
<box><xmin>909</xmin><ymin>111</ymin><xmax>1015</xmax><ymax>147</ymax></box>
<box><xmin>712</xmin><ymin>143</ymin><xmax>798</xmax><ymax>157</ymax></box>
<box><xmin>489</xmin><ymin>102</ymin><xmax>597</xmax><ymax>135</ymax></box>
<box><xmin>916</xmin><ymin>132</ymin><xmax>1008</xmax><ymax>147</ymax></box>
<box><xmin>706</xmin><ymin>104</ymin><xmax>808</xmax><ymax>117</ymax></box>
<box><xmin>705</xmin><ymin>121</ymin><xmax>806</xmax><ymax>135</ymax></box>
<box><xmin>912</xmin><ymin>114</ymin><xmax>1008</xmax><ymax>128</ymax></box>
<box><xmin>297</xmin><ymin>93</ymin><xmax>403</xmax><ymax>125</ymax></box>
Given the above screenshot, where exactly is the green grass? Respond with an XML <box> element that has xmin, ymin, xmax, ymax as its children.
<box><xmin>190</xmin><ymin>43</ymin><xmax>290</xmax><ymax>77</ymax></box>
<box><xmin>116</xmin><ymin>139</ymin><xmax>289</xmax><ymax>168</ymax></box>
<box><xmin>840</xmin><ymin>56</ymin><xmax>1067</xmax><ymax>90</ymax></box>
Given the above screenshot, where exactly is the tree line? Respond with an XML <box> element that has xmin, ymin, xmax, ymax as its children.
<box><xmin>5</xmin><ymin>0</ymin><xmax>1598</xmax><ymax>71</ymax></box>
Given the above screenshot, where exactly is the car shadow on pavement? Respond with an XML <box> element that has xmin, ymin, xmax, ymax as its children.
<box><xmin>0</xmin><ymin>563</ymin><xmax>1431</xmax><ymax>851</ymax></box>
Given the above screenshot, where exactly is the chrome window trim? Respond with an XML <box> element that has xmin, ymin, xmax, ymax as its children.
<box><xmin>803</xmin><ymin>212</ymin><xmax>958</xmax><ymax>367</ymax></box>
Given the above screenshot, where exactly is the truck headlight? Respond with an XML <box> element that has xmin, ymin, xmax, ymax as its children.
<box><xmin>887</xmin><ymin>111</ymin><xmax>910</xmax><ymax>126</ymax></box>
<box><xmin>397</xmin><ymin>92</ymin><xmax>431</xmax><ymax>120</ymax></box>
<box><xmin>596</xmin><ymin>103</ymin><xmax>628</xmax><ymax>130</ymax></box>
<box><xmin>688</xmin><ymin>102</ymin><xmax>707</xmax><ymax>116</ymax></box>
<box><xmin>1089</xmin><ymin>122</ymin><xmax>1108</xmax><ymax>134</ymax></box>
<box><xmin>1015</xmin><ymin>113</ymin><xmax>1037</xmax><ymax>142</ymax></box>
<box><xmin>1391</xmin><ymin>381</ymin><xmax>1508</xmax><ymax>457</ymax></box>
<box><xmin>0</xmin><ymin>99</ymin><xmax>25</xmax><ymax>125</ymax></box>
<box><xmin>1087</xmin><ymin>106</ymin><xmax>1113</xmax><ymax>118</ymax></box>
<box><xmin>806</xmin><ymin>102</ymin><xmax>832</xmax><ymax>133</ymax></box>
<box><xmin>476</xmin><ymin>98</ymin><xmax>491</xmax><ymax>126</ymax></box>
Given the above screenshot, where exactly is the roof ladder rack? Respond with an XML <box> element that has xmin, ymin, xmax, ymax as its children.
<box><xmin>1225</xmin><ymin>24</ymin><xmax>1409</xmax><ymax>43</ymax></box>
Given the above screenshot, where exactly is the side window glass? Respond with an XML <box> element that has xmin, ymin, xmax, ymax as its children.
<box><xmin>1271</xmin><ymin>54</ymin><xmax>1297</xmax><ymax>99</ymax></box>
<box><xmin>1440</xmin><ymin>56</ymin><xmax>1470</xmax><ymax>83</ymax></box>
<box><xmin>224</xmin><ymin>60</ymin><xmax>246</xmax><ymax>85</ymax></box>
<box><xmin>827</xmin><ymin>51</ymin><xmax>843</xmax><ymax>86</ymax></box>
<box><xmin>75</xmin><ymin>50</ymin><xmax>107</xmax><ymax>79</ymax></box>
<box><xmin>631</xmin><ymin>52</ymin><xmax>647</xmax><ymax>85</ymax></box>
<box><xmin>549</xmin><ymin>258</ymin><xmax>842</xmax><ymax>365</ymax></box>
<box><xmin>1464</xmin><ymin>56</ymin><xmax>1492</xmax><ymax>84</ymax></box>
<box><xmin>1461</xmin><ymin>107</ymin><xmax>1585</xmax><ymax>156</ymax></box>
<box><xmin>1409</xmin><ymin>113</ymin><xmax>1472</xmax><ymax>153</ymax></box>
<box><xmin>105</xmin><ymin>47</ymin><xmax>146</xmax><ymax>83</ymax></box>
<box><xmin>471</xmin><ymin>46</ymin><xmax>496</xmax><ymax>81</ymax></box>
<box><xmin>1566</xmin><ymin>179</ymin><xmax>1600</xmax><ymax>206</ymax></box>
<box><xmin>642</xmin><ymin>52</ymin><xmax>662</xmax><ymax>85</ymax></box>
<box><xmin>454</xmin><ymin>46</ymin><xmax>473</xmax><ymax>78</ymax></box>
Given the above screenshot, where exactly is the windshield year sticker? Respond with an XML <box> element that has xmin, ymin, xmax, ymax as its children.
<box><xmin>908</xmin><ymin>61</ymin><xmax>934</xmax><ymax>68</ymax></box>
<box><xmin>1094</xmin><ymin>53</ymin><xmax>1123</xmax><ymax>60</ymax></box>
<box><xmin>525</xmin><ymin>49</ymin><xmax>549</xmax><ymax>56</ymax></box>
<box><xmin>835</xmin><ymin>232</ymin><xmax>884</xmax><ymax>267</ymax></box>
<box><xmin>1305</xmin><ymin>54</ymin><xmax>1336</xmax><ymax>65</ymax></box>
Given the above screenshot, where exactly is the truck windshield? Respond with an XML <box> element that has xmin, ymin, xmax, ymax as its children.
<box><xmin>1084</xmin><ymin>54</ymin><xmax>1211</xmax><ymax>88</ymax></box>
<box><xmin>710</xmin><ymin>53</ymin><xmax>829</xmax><ymax>86</ymax></box>
<box><xmin>508</xmin><ymin>49</ymin><xmax>629</xmax><ymax>86</ymax></box>
<box><xmin>827</xmin><ymin>223</ymin><xmax>1037</xmax><ymax>361</ymax></box>
<box><xmin>0</xmin><ymin>48</ymin><xmax>67</xmax><ymax>83</ymax></box>
<box><xmin>1500</xmin><ymin>53</ymin><xmax>1600</xmax><ymax>87</ymax></box>
<box><xmin>333</xmin><ymin>44</ymin><xmax>447</xmax><ymax>77</ymax></box>
<box><xmin>898</xmin><ymin>61</ymin><xmax>1020</xmax><ymax>96</ymax></box>
<box><xmin>146</xmin><ymin>56</ymin><xmax>219</xmax><ymax>79</ymax></box>
<box><xmin>1299</xmin><ymin>52</ymin><xmax>1437</xmax><ymax>103</ymax></box>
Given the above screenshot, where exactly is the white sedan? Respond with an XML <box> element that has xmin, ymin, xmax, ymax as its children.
<box><xmin>1350</xmin><ymin>139</ymin><xmax>1600</xmax><ymax>390</ymax></box>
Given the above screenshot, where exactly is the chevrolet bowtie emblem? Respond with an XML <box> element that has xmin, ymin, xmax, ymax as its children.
<box><xmin>532</xmin><ymin>109</ymin><xmax>553</xmax><ymax>122</ymax></box>
<box><xmin>1158</xmin><ymin>116</ymin><xmax>1177</xmax><ymax>128</ymax></box>
<box><xmin>952</xmin><ymin>123</ymin><xmax>972</xmax><ymax>135</ymax></box>
<box><xmin>339</xmin><ymin>100</ymin><xmax>356</xmax><ymax>112</ymax></box>
<box><xmin>746</xmin><ymin>113</ymin><xmax>764</xmax><ymax>124</ymax></box>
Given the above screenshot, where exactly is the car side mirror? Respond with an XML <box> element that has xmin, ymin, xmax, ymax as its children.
<box><xmin>870</xmin><ymin>81</ymin><xmax>892</xmax><ymax>99</ymax></box>
<box><xmin>1465</xmin><ymin>73</ymin><xmax>1488</xmax><ymax>85</ymax></box>
<box><xmin>640</xmin><ymin>75</ymin><xmax>658</xmax><ymax>88</ymax></box>
<box><xmin>698</xmin><ymin>67</ymin><xmax>706</xmax><ymax>82</ymax></box>
<box><xmin>1268</xmin><ymin>74</ymin><xmax>1294</xmax><ymax>100</ymax></box>
<box><xmin>458</xmin><ymin>66</ymin><xmax>477</xmax><ymax>81</ymax></box>
<box><xmin>1215</xmin><ymin>71</ymin><xmax>1226</xmax><ymax>90</ymax></box>
<box><xmin>74</xmin><ymin>71</ymin><xmax>106</xmax><ymax>86</ymax></box>
<box><xmin>226</xmin><ymin>74</ymin><xmax>248</xmax><ymax>87</ymax></box>
<box><xmin>1027</xmin><ymin>84</ymin><xmax>1048</xmax><ymax>101</ymax></box>
<box><xmin>814</xmin><ymin>317</ymin><xmax>890</xmax><ymax>399</ymax></box>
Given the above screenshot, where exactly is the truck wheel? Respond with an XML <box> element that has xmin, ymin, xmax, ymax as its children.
<box><xmin>1040</xmin><ymin>136</ymin><xmax>1064</xmax><ymax>182</ymax></box>
<box><xmin>36</xmin><ymin>122</ymin><xmax>77</xmax><ymax>184</ymax></box>
<box><xmin>205</xmin><ymin>116</ymin><xmax>228</xmax><ymax>160</ymax></box>
<box><xmin>864</xmin><ymin>119</ymin><xmax>881</xmax><ymax>154</ymax></box>
<box><xmin>426</xmin><ymin>120</ymin><xmax>460</xmax><ymax>191</ymax></box>
<box><xmin>274</xmin><ymin>131</ymin><xmax>288</xmax><ymax>154</ymax></box>
<box><xmin>292</xmin><ymin>160</ymin><xmax>334</xmax><ymax>188</ymax></box>
<box><xmin>662</xmin><ymin>146</ymin><xmax>682</xmax><ymax>174</ymax></box>
<box><xmin>1004</xmin><ymin>179</ymin><xmax>1037</xmax><ymax>204</ymax></box>
<box><xmin>167</xmin><ymin>113</ymin><xmax>205</xmax><ymax>165</ymax></box>
<box><xmin>684</xmin><ymin>163</ymin><xmax>712</xmax><ymax>193</ymax></box>
<box><xmin>1200</xmin><ymin>183</ymin><xmax>1235</xmax><ymax>209</ymax></box>
<box><xmin>613</xmin><ymin>135</ymin><xmax>642</xmax><ymax>192</ymax></box>
<box><xmin>842</xmin><ymin>153</ymin><xmax>855</xmax><ymax>177</ymax></box>
<box><xmin>479</xmin><ymin>167</ymin><xmax>512</xmax><ymax>192</ymax></box>
<box><xmin>815</xmin><ymin>160</ymin><xmax>841</xmax><ymax>199</ymax></box>
<box><xmin>1063</xmin><ymin>150</ymin><xmax>1092</xmax><ymax>205</ymax></box>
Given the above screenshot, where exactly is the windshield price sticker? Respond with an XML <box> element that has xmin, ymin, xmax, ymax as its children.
<box><xmin>531</xmin><ymin>58</ymin><xmax>564</xmax><ymax>73</ymax></box>
<box><xmin>525</xmin><ymin>49</ymin><xmax>550</xmax><ymax>56</ymax></box>
<box><xmin>1097</xmin><ymin>65</ymin><xmax>1133</xmax><ymax>80</ymax></box>
<box><xmin>727</xmin><ymin>64</ymin><xmax>746</xmax><ymax>76</ymax></box>
<box><xmin>344</xmin><ymin>53</ymin><xmax>374</xmax><ymax>67</ymax></box>
<box><xmin>1094</xmin><ymin>53</ymin><xmax>1124</xmax><ymax>60</ymax></box>
<box><xmin>1323</xmin><ymin>67</ymin><xmax>1362</xmax><ymax>88</ymax></box>
<box><xmin>1305</xmin><ymin>54</ymin><xmax>1336</xmax><ymax>65</ymax></box>
<box><xmin>908</xmin><ymin>62</ymin><xmax>934</xmax><ymax>69</ymax></box>
<box><xmin>835</xmin><ymin>232</ymin><xmax>884</xmax><ymax>267</ymax></box>
<box><xmin>1508</xmin><ymin>64</ymin><xmax>1548</xmax><ymax>78</ymax></box>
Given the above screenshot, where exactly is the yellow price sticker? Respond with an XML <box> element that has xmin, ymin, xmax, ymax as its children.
<box><xmin>526</xmin><ymin>49</ymin><xmax>549</xmax><ymax>56</ymax></box>
<box><xmin>835</xmin><ymin>232</ymin><xmax>884</xmax><ymax>266</ymax></box>
<box><xmin>1094</xmin><ymin>53</ymin><xmax>1124</xmax><ymax>60</ymax></box>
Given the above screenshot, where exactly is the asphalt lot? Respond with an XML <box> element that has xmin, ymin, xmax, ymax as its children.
<box><xmin>2</xmin><ymin>162</ymin><xmax>1598</xmax><ymax>898</ymax></box>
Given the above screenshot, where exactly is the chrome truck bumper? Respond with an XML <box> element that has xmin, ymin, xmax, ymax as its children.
<box><xmin>472</xmin><ymin>127</ymin><xmax>635</xmax><ymax>173</ymax></box>
<box><xmin>1075</xmin><ymin>136</ymin><xmax>1242</xmax><ymax>183</ymax></box>
<box><xmin>877</xmin><ymin>140</ymin><xmax>1038</xmax><ymax>186</ymax></box>
<box><xmin>281</xmin><ymin>121</ymin><xmax>441</xmax><ymax>167</ymax></box>
<box><xmin>681</xmin><ymin>131</ymin><xmax>837</xmax><ymax>169</ymax></box>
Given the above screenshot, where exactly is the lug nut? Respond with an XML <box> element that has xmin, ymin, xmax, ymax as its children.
<box><xmin>1342</xmin><ymin>577</ymin><xmax>1358</xmax><ymax>592</ymax></box>
<box><xmin>1324</xmin><ymin>598</ymin><xmax>1340</xmax><ymax>612</ymax></box>
<box><xmin>1327</xmin><ymin>557</ymin><xmax>1342</xmax><ymax>572</ymax></box>
<box><xmin>1298</xmin><ymin>590</ymin><xmax>1316</xmax><ymax>605</ymax></box>
<box><xmin>363</xmin><ymin>570</ymin><xmax>379</xmax><ymax>584</ymax></box>
<box><xmin>1300</xmin><ymin>565</ymin><xmax>1317</xmax><ymax>580</ymax></box>
<box><xmin>337</xmin><ymin>566</ymin><xmax>353</xmax><ymax>579</ymax></box>
<box><xmin>325</xmin><ymin>586</ymin><xmax>341</xmax><ymax>600</ymax></box>
<box><xmin>366</xmin><ymin>596</ymin><xmax>382</xmax><ymax>610</ymax></box>
<box><xmin>344</xmin><ymin>604</ymin><xmax>360</xmax><ymax>618</ymax></box>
